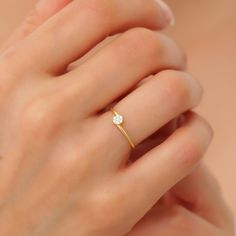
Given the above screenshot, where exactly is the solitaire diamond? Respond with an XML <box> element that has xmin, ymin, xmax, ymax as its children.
<box><xmin>113</xmin><ymin>114</ymin><xmax>123</xmax><ymax>125</ymax></box>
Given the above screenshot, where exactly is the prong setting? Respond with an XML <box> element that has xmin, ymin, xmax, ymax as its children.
<box><xmin>113</xmin><ymin>114</ymin><xmax>123</xmax><ymax>125</ymax></box>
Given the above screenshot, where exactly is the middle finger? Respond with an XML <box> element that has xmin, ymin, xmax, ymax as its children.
<box><xmin>58</xmin><ymin>28</ymin><xmax>185</xmax><ymax>116</ymax></box>
<box><xmin>5</xmin><ymin>0</ymin><xmax>174</xmax><ymax>74</ymax></box>
<box><xmin>97</xmin><ymin>70</ymin><xmax>202</xmax><ymax>157</ymax></box>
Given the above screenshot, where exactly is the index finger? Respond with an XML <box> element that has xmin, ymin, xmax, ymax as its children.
<box><xmin>6</xmin><ymin>0</ymin><xmax>174</xmax><ymax>74</ymax></box>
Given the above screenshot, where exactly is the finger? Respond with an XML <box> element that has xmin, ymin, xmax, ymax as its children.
<box><xmin>129</xmin><ymin>114</ymin><xmax>181</xmax><ymax>165</ymax></box>
<box><xmin>67</xmin><ymin>34</ymin><xmax>119</xmax><ymax>71</ymax></box>
<box><xmin>129</xmin><ymin>118</ymin><xmax>179</xmax><ymax>164</ymax></box>
<box><xmin>118</xmin><ymin>112</ymin><xmax>213</xmax><ymax>223</ymax></box>
<box><xmin>171</xmin><ymin>163</ymin><xmax>235</xmax><ymax>234</ymax></box>
<box><xmin>97</xmin><ymin>71</ymin><xmax>201</xmax><ymax>158</ymax></box>
<box><xmin>58</xmin><ymin>29</ymin><xmax>185</xmax><ymax>117</ymax></box>
<box><xmin>5</xmin><ymin>0</ymin><xmax>175</xmax><ymax>74</ymax></box>
<box><xmin>127</xmin><ymin>205</ymin><xmax>222</xmax><ymax>236</ymax></box>
<box><xmin>0</xmin><ymin>0</ymin><xmax>73</xmax><ymax>53</ymax></box>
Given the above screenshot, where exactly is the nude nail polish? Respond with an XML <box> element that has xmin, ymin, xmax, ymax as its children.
<box><xmin>154</xmin><ymin>0</ymin><xmax>175</xmax><ymax>26</ymax></box>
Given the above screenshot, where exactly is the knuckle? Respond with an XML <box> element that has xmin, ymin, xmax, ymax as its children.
<box><xmin>21</xmin><ymin>9</ymin><xmax>42</xmax><ymax>38</ymax></box>
<box><xmin>0</xmin><ymin>46</ymin><xmax>21</xmax><ymax>70</ymax></box>
<box><xmin>0</xmin><ymin>42</ymin><xmax>37</xmax><ymax>74</ymax></box>
<box><xmin>118</xmin><ymin>27</ymin><xmax>161</xmax><ymax>60</ymax></box>
<box><xmin>21</xmin><ymin>97</ymin><xmax>55</xmax><ymax>135</ymax></box>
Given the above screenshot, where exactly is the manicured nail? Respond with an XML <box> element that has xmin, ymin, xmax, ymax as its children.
<box><xmin>154</xmin><ymin>0</ymin><xmax>175</xmax><ymax>26</ymax></box>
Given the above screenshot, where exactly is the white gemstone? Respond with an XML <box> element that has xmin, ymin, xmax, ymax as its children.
<box><xmin>113</xmin><ymin>114</ymin><xmax>123</xmax><ymax>125</ymax></box>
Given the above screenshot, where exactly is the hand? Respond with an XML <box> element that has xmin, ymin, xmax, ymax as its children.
<box><xmin>0</xmin><ymin>0</ymin><xmax>73</xmax><ymax>53</ymax></box>
<box><xmin>0</xmin><ymin>0</ymin><xmax>220</xmax><ymax>235</ymax></box>
<box><xmin>126</xmin><ymin>161</ymin><xmax>234</xmax><ymax>236</ymax></box>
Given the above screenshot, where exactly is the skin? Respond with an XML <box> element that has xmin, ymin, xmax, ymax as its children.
<box><xmin>0</xmin><ymin>0</ymin><xmax>234</xmax><ymax>235</ymax></box>
<box><xmin>165</xmin><ymin>0</ymin><xmax>236</xmax><ymax>213</ymax></box>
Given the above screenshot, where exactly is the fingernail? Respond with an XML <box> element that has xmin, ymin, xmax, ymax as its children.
<box><xmin>154</xmin><ymin>0</ymin><xmax>175</xmax><ymax>26</ymax></box>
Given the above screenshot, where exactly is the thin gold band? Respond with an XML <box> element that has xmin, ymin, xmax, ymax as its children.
<box><xmin>110</xmin><ymin>108</ymin><xmax>135</xmax><ymax>149</ymax></box>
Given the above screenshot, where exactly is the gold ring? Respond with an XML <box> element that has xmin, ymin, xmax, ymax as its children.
<box><xmin>110</xmin><ymin>108</ymin><xmax>135</xmax><ymax>149</ymax></box>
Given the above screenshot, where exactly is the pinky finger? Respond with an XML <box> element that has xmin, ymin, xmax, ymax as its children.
<box><xmin>119</xmin><ymin>112</ymin><xmax>213</xmax><ymax>222</ymax></box>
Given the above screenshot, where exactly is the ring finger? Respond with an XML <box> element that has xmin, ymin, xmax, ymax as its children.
<box><xmin>57</xmin><ymin>28</ymin><xmax>185</xmax><ymax>119</ymax></box>
<box><xmin>96</xmin><ymin>70</ymin><xmax>203</xmax><ymax>161</ymax></box>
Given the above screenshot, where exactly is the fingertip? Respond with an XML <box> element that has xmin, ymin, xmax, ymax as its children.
<box><xmin>153</xmin><ymin>0</ymin><xmax>175</xmax><ymax>27</ymax></box>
